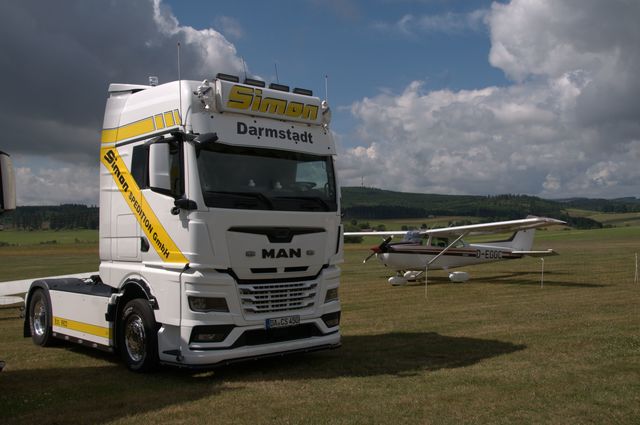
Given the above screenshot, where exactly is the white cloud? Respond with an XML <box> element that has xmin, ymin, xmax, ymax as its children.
<box><xmin>152</xmin><ymin>1</ymin><xmax>244</xmax><ymax>72</ymax></box>
<box><xmin>14</xmin><ymin>159</ymin><xmax>98</xmax><ymax>206</ymax></box>
<box><xmin>214</xmin><ymin>16</ymin><xmax>245</xmax><ymax>40</ymax></box>
<box><xmin>339</xmin><ymin>0</ymin><xmax>640</xmax><ymax>199</ymax></box>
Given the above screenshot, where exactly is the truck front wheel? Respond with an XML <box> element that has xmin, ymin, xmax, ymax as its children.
<box><xmin>29</xmin><ymin>289</ymin><xmax>54</xmax><ymax>346</ymax></box>
<box><xmin>118</xmin><ymin>299</ymin><xmax>159</xmax><ymax>372</ymax></box>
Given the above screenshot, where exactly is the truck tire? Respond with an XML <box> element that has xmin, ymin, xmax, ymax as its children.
<box><xmin>29</xmin><ymin>289</ymin><xmax>54</xmax><ymax>346</ymax></box>
<box><xmin>118</xmin><ymin>299</ymin><xmax>159</xmax><ymax>372</ymax></box>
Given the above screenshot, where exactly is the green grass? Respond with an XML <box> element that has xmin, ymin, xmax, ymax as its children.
<box><xmin>1</xmin><ymin>227</ymin><xmax>639</xmax><ymax>424</ymax></box>
<box><xmin>0</xmin><ymin>229</ymin><xmax>99</xmax><ymax>246</ymax></box>
<box><xmin>0</xmin><ymin>244</ymin><xmax>99</xmax><ymax>282</ymax></box>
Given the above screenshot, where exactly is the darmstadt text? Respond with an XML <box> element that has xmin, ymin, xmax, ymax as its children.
<box><xmin>237</xmin><ymin>122</ymin><xmax>313</xmax><ymax>143</ymax></box>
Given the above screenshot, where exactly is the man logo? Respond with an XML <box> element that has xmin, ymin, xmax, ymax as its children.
<box><xmin>262</xmin><ymin>248</ymin><xmax>302</xmax><ymax>259</ymax></box>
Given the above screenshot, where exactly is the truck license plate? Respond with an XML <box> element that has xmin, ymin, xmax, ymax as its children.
<box><xmin>266</xmin><ymin>315</ymin><xmax>300</xmax><ymax>329</ymax></box>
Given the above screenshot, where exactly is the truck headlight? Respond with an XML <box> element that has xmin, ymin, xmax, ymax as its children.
<box><xmin>188</xmin><ymin>296</ymin><xmax>229</xmax><ymax>312</ymax></box>
<box><xmin>324</xmin><ymin>287</ymin><xmax>339</xmax><ymax>303</ymax></box>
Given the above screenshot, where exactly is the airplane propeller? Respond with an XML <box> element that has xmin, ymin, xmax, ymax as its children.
<box><xmin>363</xmin><ymin>236</ymin><xmax>393</xmax><ymax>263</ymax></box>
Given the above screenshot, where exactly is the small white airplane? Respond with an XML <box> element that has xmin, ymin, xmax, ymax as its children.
<box><xmin>345</xmin><ymin>216</ymin><xmax>566</xmax><ymax>285</ymax></box>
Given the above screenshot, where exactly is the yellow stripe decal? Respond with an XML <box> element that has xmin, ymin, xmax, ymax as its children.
<box><xmin>117</xmin><ymin>117</ymin><xmax>155</xmax><ymax>141</ymax></box>
<box><xmin>101</xmin><ymin>128</ymin><xmax>118</xmax><ymax>143</ymax></box>
<box><xmin>154</xmin><ymin>114</ymin><xmax>165</xmax><ymax>130</ymax></box>
<box><xmin>101</xmin><ymin>109</ymin><xmax>181</xmax><ymax>144</ymax></box>
<box><xmin>164</xmin><ymin>111</ymin><xmax>175</xmax><ymax>126</ymax></box>
<box><xmin>54</xmin><ymin>316</ymin><xmax>111</xmax><ymax>339</ymax></box>
<box><xmin>100</xmin><ymin>147</ymin><xmax>188</xmax><ymax>263</ymax></box>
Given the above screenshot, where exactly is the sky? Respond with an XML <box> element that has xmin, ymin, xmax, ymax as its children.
<box><xmin>1</xmin><ymin>0</ymin><xmax>639</xmax><ymax>205</ymax></box>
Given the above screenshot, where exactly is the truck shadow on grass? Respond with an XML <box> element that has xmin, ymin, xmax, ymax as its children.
<box><xmin>1</xmin><ymin>332</ymin><xmax>524</xmax><ymax>424</ymax></box>
<box><xmin>216</xmin><ymin>331</ymin><xmax>526</xmax><ymax>380</ymax></box>
<box><xmin>0</xmin><ymin>362</ymin><xmax>232</xmax><ymax>425</ymax></box>
<box><xmin>50</xmin><ymin>330</ymin><xmax>526</xmax><ymax>380</ymax></box>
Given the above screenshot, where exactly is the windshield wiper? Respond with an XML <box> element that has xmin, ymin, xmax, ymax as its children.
<box><xmin>274</xmin><ymin>196</ymin><xmax>332</xmax><ymax>211</ymax></box>
<box><xmin>204</xmin><ymin>191</ymin><xmax>274</xmax><ymax>210</ymax></box>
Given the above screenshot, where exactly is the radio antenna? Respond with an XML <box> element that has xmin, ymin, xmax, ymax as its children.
<box><xmin>242</xmin><ymin>57</ymin><xmax>248</xmax><ymax>81</ymax></box>
<box><xmin>177</xmin><ymin>42</ymin><xmax>182</xmax><ymax>129</ymax></box>
<box><xmin>274</xmin><ymin>62</ymin><xmax>280</xmax><ymax>83</ymax></box>
<box><xmin>324</xmin><ymin>74</ymin><xmax>329</xmax><ymax>102</ymax></box>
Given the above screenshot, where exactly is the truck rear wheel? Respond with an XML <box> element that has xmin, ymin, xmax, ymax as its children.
<box><xmin>29</xmin><ymin>289</ymin><xmax>54</xmax><ymax>346</ymax></box>
<box><xmin>118</xmin><ymin>299</ymin><xmax>158</xmax><ymax>372</ymax></box>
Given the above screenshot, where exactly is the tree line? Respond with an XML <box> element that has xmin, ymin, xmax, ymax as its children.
<box><xmin>3</xmin><ymin>188</ymin><xmax>635</xmax><ymax>231</ymax></box>
<box><xmin>0</xmin><ymin>204</ymin><xmax>99</xmax><ymax>230</ymax></box>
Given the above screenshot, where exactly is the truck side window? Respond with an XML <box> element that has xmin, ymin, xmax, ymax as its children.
<box><xmin>131</xmin><ymin>145</ymin><xmax>149</xmax><ymax>189</ymax></box>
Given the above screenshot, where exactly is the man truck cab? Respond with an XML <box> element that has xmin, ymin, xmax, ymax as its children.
<box><xmin>23</xmin><ymin>74</ymin><xmax>343</xmax><ymax>371</ymax></box>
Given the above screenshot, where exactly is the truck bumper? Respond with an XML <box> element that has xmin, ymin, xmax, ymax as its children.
<box><xmin>158</xmin><ymin>321</ymin><xmax>341</xmax><ymax>367</ymax></box>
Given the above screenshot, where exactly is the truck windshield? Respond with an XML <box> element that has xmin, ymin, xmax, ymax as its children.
<box><xmin>196</xmin><ymin>143</ymin><xmax>337</xmax><ymax>212</ymax></box>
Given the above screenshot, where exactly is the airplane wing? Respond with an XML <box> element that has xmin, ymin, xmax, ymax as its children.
<box><xmin>344</xmin><ymin>216</ymin><xmax>566</xmax><ymax>237</ymax></box>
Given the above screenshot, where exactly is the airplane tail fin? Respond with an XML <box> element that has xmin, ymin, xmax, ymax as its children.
<box><xmin>488</xmin><ymin>228</ymin><xmax>536</xmax><ymax>251</ymax></box>
<box><xmin>511</xmin><ymin>228</ymin><xmax>536</xmax><ymax>251</ymax></box>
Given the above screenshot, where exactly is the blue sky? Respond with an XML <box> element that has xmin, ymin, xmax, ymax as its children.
<box><xmin>165</xmin><ymin>0</ymin><xmax>507</xmax><ymax>136</ymax></box>
<box><xmin>1</xmin><ymin>0</ymin><xmax>639</xmax><ymax>205</ymax></box>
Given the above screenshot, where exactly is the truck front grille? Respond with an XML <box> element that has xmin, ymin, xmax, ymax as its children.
<box><xmin>238</xmin><ymin>281</ymin><xmax>317</xmax><ymax>314</ymax></box>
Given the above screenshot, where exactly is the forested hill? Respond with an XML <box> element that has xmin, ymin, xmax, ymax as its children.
<box><xmin>1</xmin><ymin>189</ymin><xmax>638</xmax><ymax>230</ymax></box>
<box><xmin>342</xmin><ymin>187</ymin><xmax>562</xmax><ymax>219</ymax></box>
<box><xmin>341</xmin><ymin>187</ymin><xmax>639</xmax><ymax>228</ymax></box>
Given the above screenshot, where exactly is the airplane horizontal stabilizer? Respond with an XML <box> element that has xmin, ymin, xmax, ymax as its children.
<box><xmin>511</xmin><ymin>249</ymin><xmax>558</xmax><ymax>257</ymax></box>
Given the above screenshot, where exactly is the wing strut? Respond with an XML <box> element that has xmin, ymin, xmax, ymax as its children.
<box><xmin>424</xmin><ymin>231</ymin><xmax>469</xmax><ymax>299</ymax></box>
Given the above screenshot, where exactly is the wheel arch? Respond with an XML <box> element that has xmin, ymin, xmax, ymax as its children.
<box><xmin>118</xmin><ymin>278</ymin><xmax>159</xmax><ymax>310</ymax></box>
<box><xmin>111</xmin><ymin>278</ymin><xmax>160</xmax><ymax>351</ymax></box>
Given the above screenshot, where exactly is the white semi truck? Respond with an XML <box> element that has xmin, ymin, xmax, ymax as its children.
<box><xmin>21</xmin><ymin>74</ymin><xmax>343</xmax><ymax>371</ymax></box>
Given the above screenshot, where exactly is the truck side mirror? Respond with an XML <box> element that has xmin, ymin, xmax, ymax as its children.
<box><xmin>149</xmin><ymin>143</ymin><xmax>172</xmax><ymax>192</ymax></box>
<box><xmin>0</xmin><ymin>151</ymin><xmax>16</xmax><ymax>213</ymax></box>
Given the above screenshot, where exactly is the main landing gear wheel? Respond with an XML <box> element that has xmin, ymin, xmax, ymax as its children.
<box><xmin>118</xmin><ymin>299</ymin><xmax>159</xmax><ymax>372</ymax></box>
<box><xmin>29</xmin><ymin>289</ymin><xmax>54</xmax><ymax>346</ymax></box>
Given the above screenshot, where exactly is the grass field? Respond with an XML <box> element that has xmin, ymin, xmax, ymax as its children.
<box><xmin>1</xmin><ymin>226</ymin><xmax>639</xmax><ymax>424</ymax></box>
<box><xmin>565</xmin><ymin>209</ymin><xmax>640</xmax><ymax>227</ymax></box>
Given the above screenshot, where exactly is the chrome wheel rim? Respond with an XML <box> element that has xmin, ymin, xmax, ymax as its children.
<box><xmin>124</xmin><ymin>314</ymin><xmax>146</xmax><ymax>363</ymax></box>
<box><xmin>32</xmin><ymin>299</ymin><xmax>47</xmax><ymax>337</ymax></box>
